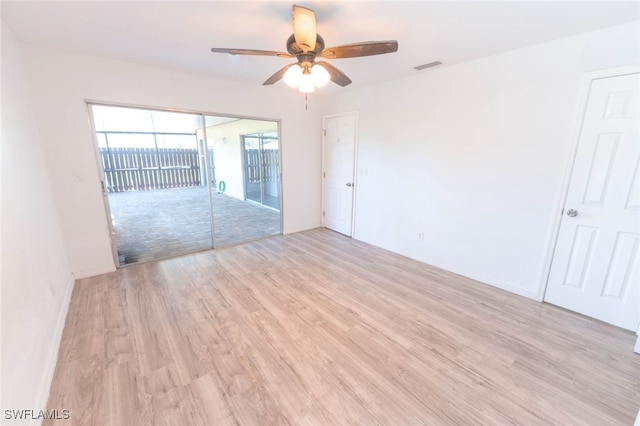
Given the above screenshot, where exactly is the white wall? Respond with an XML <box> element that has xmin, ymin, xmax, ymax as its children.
<box><xmin>18</xmin><ymin>45</ymin><xmax>321</xmax><ymax>277</ymax></box>
<box><xmin>1</xmin><ymin>22</ymin><xmax>74</xmax><ymax>424</ymax></box>
<box><xmin>319</xmin><ymin>21</ymin><xmax>640</xmax><ymax>299</ymax></box>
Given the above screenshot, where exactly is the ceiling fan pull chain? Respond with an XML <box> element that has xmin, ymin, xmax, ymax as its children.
<box><xmin>305</xmin><ymin>94</ymin><xmax>308</xmax><ymax>111</ymax></box>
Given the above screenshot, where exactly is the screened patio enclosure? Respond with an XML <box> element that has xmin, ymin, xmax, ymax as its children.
<box><xmin>90</xmin><ymin>104</ymin><xmax>282</xmax><ymax>266</ymax></box>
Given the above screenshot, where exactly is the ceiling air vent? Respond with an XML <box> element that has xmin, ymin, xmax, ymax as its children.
<box><xmin>414</xmin><ymin>61</ymin><xmax>442</xmax><ymax>71</ymax></box>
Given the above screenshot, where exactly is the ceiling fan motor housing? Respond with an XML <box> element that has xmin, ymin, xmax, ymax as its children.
<box><xmin>287</xmin><ymin>34</ymin><xmax>325</xmax><ymax>58</ymax></box>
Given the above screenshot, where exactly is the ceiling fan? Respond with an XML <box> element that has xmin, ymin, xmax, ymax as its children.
<box><xmin>210</xmin><ymin>5</ymin><xmax>398</xmax><ymax>92</ymax></box>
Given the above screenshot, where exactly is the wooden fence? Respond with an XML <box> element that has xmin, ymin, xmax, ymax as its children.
<box><xmin>100</xmin><ymin>147</ymin><xmax>203</xmax><ymax>192</ymax></box>
<box><xmin>244</xmin><ymin>149</ymin><xmax>280</xmax><ymax>184</ymax></box>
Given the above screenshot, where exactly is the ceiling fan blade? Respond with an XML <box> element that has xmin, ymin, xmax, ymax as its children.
<box><xmin>211</xmin><ymin>48</ymin><xmax>292</xmax><ymax>58</ymax></box>
<box><xmin>316</xmin><ymin>61</ymin><xmax>352</xmax><ymax>87</ymax></box>
<box><xmin>292</xmin><ymin>5</ymin><xmax>316</xmax><ymax>52</ymax></box>
<box><xmin>263</xmin><ymin>63</ymin><xmax>297</xmax><ymax>85</ymax></box>
<box><xmin>320</xmin><ymin>41</ymin><xmax>398</xmax><ymax>59</ymax></box>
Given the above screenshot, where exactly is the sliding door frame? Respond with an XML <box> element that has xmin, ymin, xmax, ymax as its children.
<box><xmin>85</xmin><ymin>100</ymin><xmax>283</xmax><ymax>267</ymax></box>
<box><xmin>87</xmin><ymin>105</ymin><xmax>121</xmax><ymax>267</ymax></box>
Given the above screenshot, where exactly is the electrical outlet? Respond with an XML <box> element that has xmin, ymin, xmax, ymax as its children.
<box><xmin>418</xmin><ymin>232</ymin><xmax>425</xmax><ymax>241</ymax></box>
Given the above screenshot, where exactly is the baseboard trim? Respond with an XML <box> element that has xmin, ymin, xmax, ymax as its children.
<box><xmin>72</xmin><ymin>264</ymin><xmax>116</xmax><ymax>280</ymax></box>
<box><xmin>30</xmin><ymin>274</ymin><xmax>75</xmax><ymax>426</ymax></box>
<box><xmin>350</xmin><ymin>235</ymin><xmax>541</xmax><ymax>301</ymax></box>
<box><xmin>430</xmin><ymin>263</ymin><xmax>539</xmax><ymax>301</ymax></box>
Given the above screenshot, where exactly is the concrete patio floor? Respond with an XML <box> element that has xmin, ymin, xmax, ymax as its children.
<box><xmin>107</xmin><ymin>186</ymin><xmax>281</xmax><ymax>265</ymax></box>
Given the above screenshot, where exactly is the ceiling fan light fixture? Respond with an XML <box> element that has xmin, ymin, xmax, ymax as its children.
<box><xmin>299</xmin><ymin>73</ymin><xmax>315</xmax><ymax>93</ymax></box>
<box><xmin>283</xmin><ymin>64</ymin><xmax>302</xmax><ymax>88</ymax></box>
<box><xmin>311</xmin><ymin>64</ymin><xmax>330</xmax><ymax>88</ymax></box>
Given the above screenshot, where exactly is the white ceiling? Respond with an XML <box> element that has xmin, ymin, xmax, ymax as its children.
<box><xmin>2</xmin><ymin>1</ymin><xmax>639</xmax><ymax>93</ymax></box>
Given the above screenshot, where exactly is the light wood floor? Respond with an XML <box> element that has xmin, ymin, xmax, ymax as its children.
<box><xmin>45</xmin><ymin>228</ymin><xmax>640</xmax><ymax>425</ymax></box>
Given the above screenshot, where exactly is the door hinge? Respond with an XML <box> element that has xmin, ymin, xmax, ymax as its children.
<box><xmin>323</xmin><ymin>129</ymin><xmax>326</xmax><ymax>136</ymax></box>
<box><xmin>323</xmin><ymin>172</ymin><xmax>326</xmax><ymax>178</ymax></box>
<box><xmin>101</xmin><ymin>181</ymin><xmax>106</xmax><ymax>194</ymax></box>
<box><xmin>323</xmin><ymin>211</ymin><xmax>325</xmax><ymax>217</ymax></box>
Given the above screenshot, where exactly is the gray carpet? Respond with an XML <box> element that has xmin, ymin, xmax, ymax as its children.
<box><xmin>107</xmin><ymin>186</ymin><xmax>280</xmax><ymax>264</ymax></box>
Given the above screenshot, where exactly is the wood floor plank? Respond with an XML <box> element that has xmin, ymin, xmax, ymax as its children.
<box><xmin>104</xmin><ymin>361</ymin><xmax>150</xmax><ymax>426</ymax></box>
<box><xmin>44</xmin><ymin>355</ymin><xmax>105</xmax><ymax>426</ymax></box>
<box><xmin>44</xmin><ymin>228</ymin><xmax>640</xmax><ymax>425</ymax></box>
<box><xmin>187</xmin><ymin>373</ymin><xmax>237</xmax><ymax>425</ymax></box>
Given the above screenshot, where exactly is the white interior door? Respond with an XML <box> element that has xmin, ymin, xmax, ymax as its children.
<box><xmin>322</xmin><ymin>113</ymin><xmax>357</xmax><ymax>236</ymax></box>
<box><xmin>545</xmin><ymin>72</ymin><xmax>640</xmax><ymax>331</ymax></box>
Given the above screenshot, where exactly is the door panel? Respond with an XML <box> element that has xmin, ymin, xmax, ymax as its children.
<box><xmin>563</xmin><ymin>225</ymin><xmax>598</xmax><ymax>289</ymax></box>
<box><xmin>545</xmin><ymin>72</ymin><xmax>640</xmax><ymax>330</ymax></box>
<box><xmin>602</xmin><ymin>232</ymin><xmax>639</xmax><ymax>299</ymax></box>
<box><xmin>323</xmin><ymin>113</ymin><xmax>357</xmax><ymax>236</ymax></box>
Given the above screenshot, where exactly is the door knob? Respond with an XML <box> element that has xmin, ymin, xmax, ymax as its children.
<box><xmin>566</xmin><ymin>209</ymin><xmax>578</xmax><ymax>217</ymax></box>
<box><xmin>346</xmin><ymin>183</ymin><xmax>353</xmax><ymax>187</ymax></box>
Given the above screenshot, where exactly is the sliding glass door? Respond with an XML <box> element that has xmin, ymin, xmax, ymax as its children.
<box><xmin>90</xmin><ymin>104</ymin><xmax>281</xmax><ymax>266</ymax></box>
<box><xmin>242</xmin><ymin>132</ymin><xmax>281</xmax><ymax>210</ymax></box>
<box><xmin>202</xmin><ymin>117</ymin><xmax>282</xmax><ymax>247</ymax></box>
